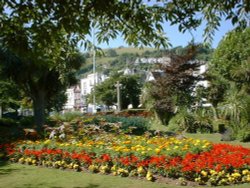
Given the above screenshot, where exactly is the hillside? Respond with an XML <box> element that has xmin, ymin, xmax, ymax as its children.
<box><xmin>78</xmin><ymin>46</ymin><xmax>213</xmax><ymax>77</ymax></box>
<box><xmin>78</xmin><ymin>47</ymin><xmax>156</xmax><ymax>77</ymax></box>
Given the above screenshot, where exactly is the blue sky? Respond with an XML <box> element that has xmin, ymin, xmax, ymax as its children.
<box><xmin>96</xmin><ymin>19</ymin><xmax>235</xmax><ymax>49</ymax></box>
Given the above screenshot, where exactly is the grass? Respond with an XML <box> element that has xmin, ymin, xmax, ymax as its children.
<box><xmin>0</xmin><ymin>163</ymin><xmax>176</xmax><ymax>188</ymax></box>
<box><xmin>0</xmin><ymin>163</ymin><xmax>249</xmax><ymax>188</ymax></box>
<box><xmin>149</xmin><ymin>119</ymin><xmax>250</xmax><ymax>148</ymax></box>
<box><xmin>114</xmin><ymin>47</ymin><xmax>155</xmax><ymax>55</ymax></box>
<box><xmin>185</xmin><ymin>133</ymin><xmax>250</xmax><ymax>148</ymax></box>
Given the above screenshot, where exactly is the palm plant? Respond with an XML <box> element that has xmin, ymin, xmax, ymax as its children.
<box><xmin>218</xmin><ymin>83</ymin><xmax>250</xmax><ymax>136</ymax></box>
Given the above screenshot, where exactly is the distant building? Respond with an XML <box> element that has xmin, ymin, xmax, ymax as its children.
<box><xmin>134</xmin><ymin>57</ymin><xmax>171</xmax><ymax>65</ymax></box>
<box><xmin>80</xmin><ymin>73</ymin><xmax>108</xmax><ymax>105</ymax></box>
<box><xmin>64</xmin><ymin>85</ymin><xmax>82</xmax><ymax>112</ymax></box>
<box><xmin>64</xmin><ymin>73</ymin><xmax>108</xmax><ymax>112</ymax></box>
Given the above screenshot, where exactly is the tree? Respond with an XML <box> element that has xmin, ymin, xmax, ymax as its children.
<box><xmin>1</xmin><ymin>1</ymin><xmax>249</xmax><ymax>50</ymax></box>
<box><xmin>208</xmin><ymin>28</ymin><xmax>250</xmax><ymax>140</ymax></box>
<box><xmin>0</xmin><ymin>80</ymin><xmax>22</xmax><ymax>117</ymax></box>
<box><xmin>146</xmin><ymin>45</ymin><xmax>203</xmax><ymax>125</ymax></box>
<box><xmin>106</xmin><ymin>49</ymin><xmax>117</xmax><ymax>57</ymax></box>
<box><xmin>0</xmin><ymin>47</ymin><xmax>85</xmax><ymax>130</ymax></box>
<box><xmin>90</xmin><ymin>73</ymin><xmax>142</xmax><ymax>109</ymax></box>
<box><xmin>208</xmin><ymin>28</ymin><xmax>250</xmax><ymax>107</ymax></box>
<box><xmin>171</xmin><ymin>45</ymin><xmax>214</xmax><ymax>61</ymax></box>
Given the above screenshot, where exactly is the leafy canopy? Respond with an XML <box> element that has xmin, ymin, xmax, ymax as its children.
<box><xmin>1</xmin><ymin>0</ymin><xmax>250</xmax><ymax>51</ymax></box>
<box><xmin>207</xmin><ymin>28</ymin><xmax>250</xmax><ymax>140</ymax></box>
<box><xmin>89</xmin><ymin>73</ymin><xmax>142</xmax><ymax>109</ymax></box>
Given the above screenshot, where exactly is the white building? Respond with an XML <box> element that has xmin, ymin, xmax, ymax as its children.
<box><xmin>80</xmin><ymin>73</ymin><xmax>108</xmax><ymax>103</ymax></box>
<box><xmin>64</xmin><ymin>73</ymin><xmax>108</xmax><ymax>112</ymax></box>
<box><xmin>134</xmin><ymin>57</ymin><xmax>171</xmax><ymax>65</ymax></box>
<box><xmin>195</xmin><ymin>64</ymin><xmax>209</xmax><ymax>88</ymax></box>
<box><xmin>64</xmin><ymin>85</ymin><xmax>82</xmax><ymax>111</ymax></box>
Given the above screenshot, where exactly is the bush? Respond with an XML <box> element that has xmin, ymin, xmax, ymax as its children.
<box><xmin>0</xmin><ymin>118</ymin><xmax>17</xmax><ymax>127</ymax></box>
<box><xmin>0</xmin><ymin>118</ymin><xmax>22</xmax><ymax>143</ymax></box>
<box><xmin>118</xmin><ymin>109</ymin><xmax>152</xmax><ymax>118</ymax></box>
<box><xmin>167</xmin><ymin>117</ymin><xmax>185</xmax><ymax>132</ymax></box>
<box><xmin>221</xmin><ymin>127</ymin><xmax>235</xmax><ymax>141</ymax></box>
<box><xmin>49</xmin><ymin>112</ymin><xmax>83</xmax><ymax>123</ymax></box>
<box><xmin>19</xmin><ymin>116</ymin><xmax>34</xmax><ymax>127</ymax></box>
<box><xmin>237</xmin><ymin>128</ymin><xmax>250</xmax><ymax>142</ymax></box>
<box><xmin>101</xmin><ymin>115</ymin><xmax>150</xmax><ymax>135</ymax></box>
<box><xmin>167</xmin><ymin>110</ymin><xmax>195</xmax><ymax>133</ymax></box>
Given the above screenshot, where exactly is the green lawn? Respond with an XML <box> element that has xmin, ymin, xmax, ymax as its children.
<box><xmin>185</xmin><ymin>133</ymin><xmax>250</xmax><ymax>148</ymax></box>
<box><xmin>0</xmin><ymin>162</ymin><xmax>250</xmax><ymax>188</ymax></box>
<box><xmin>149</xmin><ymin>120</ymin><xmax>250</xmax><ymax>148</ymax></box>
<box><xmin>0</xmin><ymin>162</ymin><xmax>177</xmax><ymax>188</ymax></box>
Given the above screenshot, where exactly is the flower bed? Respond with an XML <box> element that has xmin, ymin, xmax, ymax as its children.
<box><xmin>5</xmin><ymin>133</ymin><xmax>250</xmax><ymax>186</ymax></box>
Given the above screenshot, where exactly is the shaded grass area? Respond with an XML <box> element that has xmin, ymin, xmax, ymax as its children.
<box><xmin>0</xmin><ymin>163</ymin><xmax>250</xmax><ymax>188</ymax></box>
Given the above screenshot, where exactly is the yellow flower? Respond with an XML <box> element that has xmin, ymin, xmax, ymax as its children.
<box><xmin>123</xmin><ymin>140</ymin><xmax>131</xmax><ymax>144</ymax></box>
<box><xmin>174</xmin><ymin>146</ymin><xmax>179</xmax><ymax>150</ymax></box>
<box><xmin>232</xmin><ymin>172</ymin><xmax>241</xmax><ymax>178</ymax></box>
<box><xmin>228</xmin><ymin>177</ymin><xmax>235</xmax><ymax>182</ymax></box>
<box><xmin>44</xmin><ymin>139</ymin><xmax>51</xmax><ymax>145</ymax></box>
<box><xmin>246</xmin><ymin>175</ymin><xmax>250</xmax><ymax>182</ymax></box>
<box><xmin>242</xmin><ymin>169</ymin><xmax>249</xmax><ymax>175</ymax></box>
<box><xmin>155</xmin><ymin>148</ymin><xmax>161</xmax><ymax>154</ymax></box>
<box><xmin>73</xmin><ymin>164</ymin><xmax>79</xmax><ymax>169</ymax></box>
<box><xmin>122</xmin><ymin>148</ymin><xmax>130</xmax><ymax>152</ymax></box>
<box><xmin>68</xmin><ymin>163</ymin><xmax>73</xmax><ymax>169</ymax></box>
<box><xmin>146</xmin><ymin>171</ymin><xmax>153</xmax><ymax>181</ymax></box>
<box><xmin>195</xmin><ymin>177</ymin><xmax>201</xmax><ymax>182</ymax></box>
<box><xmin>111</xmin><ymin>165</ymin><xmax>117</xmax><ymax>171</ymax></box>
<box><xmin>137</xmin><ymin>166</ymin><xmax>146</xmax><ymax>174</ymax></box>
<box><xmin>201</xmin><ymin>170</ymin><xmax>208</xmax><ymax>177</ymax></box>
<box><xmin>209</xmin><ymin>169</ymin><xmax>216</xmax><ymax>175</ymax></box>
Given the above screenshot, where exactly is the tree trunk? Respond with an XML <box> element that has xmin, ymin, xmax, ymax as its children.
<box><xmin>33</xmin><ymin>90</ymin><xmax>46</xmax><ymax>131</ymax></box>
<box><xmin>0</xmin><ymin>105</ymin><xmax>2</xmax><ymax>118</ymax></box>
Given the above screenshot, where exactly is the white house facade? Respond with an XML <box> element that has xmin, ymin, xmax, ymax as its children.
<box><xmin>64</xmin><ymin>73</ymin><xmax>108</xmax><ymax>112</ymax></box>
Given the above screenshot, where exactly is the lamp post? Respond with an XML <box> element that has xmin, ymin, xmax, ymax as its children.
<box><xmin>115</xmin><ymin>81</ymin><xmax>122</xmax><ymax>112</ymax></box>
<box><xmin>92</xmin><ymin>24</ymin><xmax>96</xmax><ymax>114</ymax></box>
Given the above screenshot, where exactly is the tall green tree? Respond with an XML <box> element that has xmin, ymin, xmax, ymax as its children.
<box><xmin>1</xmin><ymin>1</ymin><xmax>249</xmax><ymax>51</ymax></box>
<box><xmin>90</xmin><ymin>73</ymin><xmax>142</xmax><ymax>109</ymax></box>
<box><xmin>0</xmin><ymin>47</ymin><xmax>85</xmax><ymax>129</ymax></box>
<box><xmin>208</xmin><ymin>28</ymin><xmax>250</xmax><ymax>140</ymax></box>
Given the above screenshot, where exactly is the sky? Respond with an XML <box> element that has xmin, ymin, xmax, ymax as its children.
<box><xmin>95</xmin><ymin>19</ymin><xmax>235</xmax><ymax>50</ymax></box>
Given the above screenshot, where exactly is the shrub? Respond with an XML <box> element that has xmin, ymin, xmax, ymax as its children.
<box><xmin>49</xmin><ymin>112</ymin><xmax>83</xmax><ymax>123</ymax></box>
<box><xmin>19</xmin><ymin>116</ymin><xmax>34</xmax><ymax>127</ymax></box>
<box><xmin>101</xmin><ymin>115</ymin><xmax>150</xmax><ymax>134</ymax></box>
<box><xmin>167</xmin><ymin>109</ymin><xmax>195</xmax><ymax>133</ymax></box>
<box><xmin>118</xmin><ymin>109</ymin><xmax>152</xmax><ymax>118</ymax></box>
<box><xmin>167</xmin><ymin>117</ymin><xmax>185</xmax><ymax>132</ymax></box>
<box><xmin>237</xmin><ymin>128</ymin><xmax>250</xmax><ymax>142</ymax></box>
<box><xmin>0</xmin><ymin>118</ymin><xmax>23</xmax><ymax>143</ymax></box>
<box><xmin>0</xmin><ymin>118</ymin><xmax>17</xmax><ymax>127</ymax></box>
